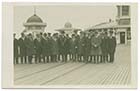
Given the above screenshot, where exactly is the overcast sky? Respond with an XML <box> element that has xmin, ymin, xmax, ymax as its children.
<box><xmin>14</xmin><ymin>4</ymin><xmax>117</xmax><ymax>36</ymax></box>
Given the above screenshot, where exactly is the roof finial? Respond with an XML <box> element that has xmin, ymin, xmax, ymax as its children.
<box><xmin>34</xmin><ymin>6</ymin><xmax>36</xmax><ymax>15</ymax></box>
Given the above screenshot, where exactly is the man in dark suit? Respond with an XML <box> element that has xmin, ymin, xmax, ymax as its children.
<box><xmin>85</xmin><ymin>33</ymin><xmax>91</xmax><ymax>63</ymax></box>
<box><xmin>100</xmin><ymin>32</ymin><xmax>109</xmax><ymax>63</ymax></box>
<box><xmin>18</xmin><ymin>33</ymin><xmax>27</xmax><ymax>64</ymax></box>
<box><xmin>51</xmin><ymin>33</ymin><xmax>59</xmax><ymax>62</ymax></box>
<box><xmin>65</xmin><ymin>34</ymin><xmax>71</xmax><ymax>61</ymax></box>
<box><xmin>47</xmin><ymin>33</ymin><xmax>53</xmax><ymax>62</ymax></box>
<box><xmin>78</xmin><ymin>32</ymin><xmax>86</xmax><ymax>62</ymax></box>
<box><xmin>73</xmin><ymin>30</ymin><xmax>80</xmax><ymax>62</ymax></box>
<box><xmin>70</xmin><ymin>34</ymin><xmax>78</xmax><ymax>62</ymax></box>
<box><xmin>108</xmin><ymin>30</ymin><xmax>117</xmax><ymax>63</ymax></box>
<box><xmin>58</xmin><ymin>31</ymin><xmax>67</xmax><ymax>62</ymax></box>
<box><xmin>91</xmin><ymin>31</ymin><xmax>102</xmax><ymax>64</ymax></box>
<box><xmin>34</xmin><ymin>34</ymin><xmax>42</xmax><ymax>63</ymax></box>
<box><xmin>25</xmin><ymin>34</ymin><xmax>35</xmax><ymax>64</ymax></box>
<box><xmin>14</xmin><ymin>33</ymin><xmax>19</xmax><ymax>64</ymax></box>
<box><xmin>41</xmin><ymin>33</ymin><xmax>49</xmax><ymax>63</ymax></box>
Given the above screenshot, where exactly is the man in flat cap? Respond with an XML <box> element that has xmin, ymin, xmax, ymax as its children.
<box><xmin>58</xmin><ymin>31</ymin><xmax>67</xmax><ymax>62</ymax></box>
<box><xmin>47</xmin><ymin>33</ymin><xmax>53</xmax><ymax>62</ymax></box>
<box><xmin>34</xmin><ymin>34</ymin><xmax>42</xmax><ymax>63</ymax></box>
<box><xmin>108</xmin><ymin>30</ymin><xmax>116</xmax><ymax>63</ymax></box>
<box><xmin>90</xmin><ymin>31</ymin><xmax>102</xmax><ymax>64</ymax></box>
<box><xmin>100</xmin><ymin>31</ymin><xmax>109</xmax><ymax>63</ymax></box>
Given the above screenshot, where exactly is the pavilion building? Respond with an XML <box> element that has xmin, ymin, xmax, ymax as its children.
<box><xmin>23</xmin><ymin>11</ymin><xmax>46</xmax><ymax>38</ymax></box>
<box><xmin>55</xmin><ymin>22</ymin><xmax>81</xmax><ymax>36</ymax></box>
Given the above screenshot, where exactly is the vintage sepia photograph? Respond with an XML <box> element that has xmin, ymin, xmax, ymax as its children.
<box><xmin>2</xmin><ymin>2</ymin><xmax>138</xmax><ymax>88</ymax></box>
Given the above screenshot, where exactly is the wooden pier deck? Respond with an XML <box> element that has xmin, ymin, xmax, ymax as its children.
<box><xmin>14</xmin><ymin>45</ymin><xmax>131</xmax><ymax>87</ymax></box>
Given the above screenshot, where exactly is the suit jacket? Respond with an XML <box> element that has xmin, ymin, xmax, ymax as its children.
<box><xmin>25</xmin><ymin>38</ymin><xmax>35</xmax><ymax>56</ymax></box>
<box><xmin>65</xmin><ymin>37</ymin><xmax>71</xmax><ymax>54</ymax></box>
<box><xmin>91</xmin><ymin>36</ymin><xmax>102</xmax><ymax>55</ymax></box>
<box><xmin>18</xmin><ymin>37</ymin><xmax>26</xmax><ymax>56</ymax></box>
<box><xmin>58</xmin><ymin>35</ymin><xmax>67</xmax><ymax>54</ymax></box>
<box><xmin>108</xmin><ymin>36</ymin><xmax>116</xmax><ymax>53</ymax></box>
<box><xmin>14</xmin><ymin>38</ymin><xmax>19</xmax><ymax>57</ymax></box>
<box><xmin>47</xmin><ymin>37</ymin><xmax>53</xmax><ymax>55</ymax></box>
<box><xmin>51</xmin><ymin>38</ymin><xmax>59</xmax><ymax>55</ymax></box>
<box><xmin>100</xmin><ymin>36</ymin><xmax>109</xmax><ymax>54</ymax></box>
<box><xmin>85</xmin><ymin>37</ymin><xmax>91</xmax><ymax>55</ymax></box>
<box><xmin>34</xmin><ymin>38</ymin><xmax>42</xmax><ymax>55</ymax></box>
<box><xmin>70</xmin><ymin>38</ymin><xmax>78</xmax><ymax>54</ymax></box>
<box><xmin>78</xmin><ymin>36</ymin><xmax>86</xmax><ymax>55</ymax></box>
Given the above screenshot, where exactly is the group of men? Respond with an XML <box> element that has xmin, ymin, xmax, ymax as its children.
<box><xmin>14</xmin><ymin>30</ymin><xmax>116</xmax><ymax>64</ymax></box>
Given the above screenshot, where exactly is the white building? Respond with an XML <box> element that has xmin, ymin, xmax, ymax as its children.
<box><xmin>86</xmin><ymin>5</ymin><xmax>131</xmax><ymax>44</ymax></box>
<box><xmin>23</xmin><ymin>13</ymin><xmax>47</xmax><ymax>37</ymax></box>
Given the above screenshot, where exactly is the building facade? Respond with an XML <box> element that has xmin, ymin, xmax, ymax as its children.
<box><xmin>86</xmin><ymin>5</ymin><xmax>131</xmax><ymax>44</ymax></box>
<box><xmin>23</xmin><ymin>13</ymin><xmax>47</xmax><ymax>38</ymax></box>
<box><xmin>55</xmin><ymin>22</ymin><xmax>81</xmax><ymax>36</ymax></box>
<box><xmin>116</xmin><ymin>5</ymin><xmax>131</xmax><ymax>44</ymax></box>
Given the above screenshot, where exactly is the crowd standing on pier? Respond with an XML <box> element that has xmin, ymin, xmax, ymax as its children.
<box><xmin>14</xmin><ymin>30</ymin><xmax>116</xmax><ymax>64</ymax></box>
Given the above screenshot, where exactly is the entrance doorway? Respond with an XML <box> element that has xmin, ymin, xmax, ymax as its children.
<box><xmin>120</xmin><ymin>32</ymin><xmax>125</xmax><ymax>44</ymax></box>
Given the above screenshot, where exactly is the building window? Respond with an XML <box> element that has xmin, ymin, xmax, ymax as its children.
<box><xmin>122</xmin><ymin>6</ymin><xmax>129</xmax><ymax>16</ymax></box>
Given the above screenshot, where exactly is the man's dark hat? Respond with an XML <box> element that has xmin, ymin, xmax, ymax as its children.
<box><xmin>43</xmin><ymin>33</ymin><xmax>47</xmax><ymax>36</ymax></box>
<box><xmin>72</xmin><ymin>34</ymin><xmax>75</xmax><ymax>37</ymax></box>
<box><xmin>48</xmin><ymin>33</ymin><xmax>51</xmax><ymax>35</ymax></box>
<box><xmin>109</xmin><ymin>30</ymin><xmax>113</xmax><ymax>34</ymax></box>
<box><xmin>60</xmin><ymin>31</ymin><xmax>65</xmax><ymax>34</ymax></box>
<box><xmin>28</xmin><ymin>33</ymin><xmax>32</xmax><ymax>36</ymax></box>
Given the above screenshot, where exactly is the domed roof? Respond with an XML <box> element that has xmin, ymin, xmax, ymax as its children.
<box><xmin>26</xmin><ymin>14</ymin><xmax>43</xmax><ymax>23</ymax></box>
<box><xmin>64</xmin><ymin>22</ymin><xmax>72</xmax><ymax>28</ymax></box>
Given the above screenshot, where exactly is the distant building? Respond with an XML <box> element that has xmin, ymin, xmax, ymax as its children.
<box><xmin>86</xmin><ymin>5</ymin><xmax>131</xmax><ymax>44</ymax></box>
<box><xmin>23</xmin><ymin>9</ymin><xmax>46</xmax><ymax>37</ymax></box>
<box><xmin>55</xmin><ymin>22</ymin><xmax>81</xmax><ymax>36</ymax></box>
<box><xmin>116</xmin><ymin>5</ymin><xmax>131</xmax><ymax>44</ymax></box>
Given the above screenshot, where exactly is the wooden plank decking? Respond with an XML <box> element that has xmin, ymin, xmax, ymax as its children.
<box><xmin>14</xmin><ymin>45</ymin><xmax>131</xmax><ymax>86</ymax></box>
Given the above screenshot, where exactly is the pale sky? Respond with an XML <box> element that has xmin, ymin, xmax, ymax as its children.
<box><xmin>14</xmin><ymin>4</ymin><xmax>117</xmax><ymax>37</ymax></box>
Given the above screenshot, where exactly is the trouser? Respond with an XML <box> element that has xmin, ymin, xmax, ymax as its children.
<box><xmin>92</xmin><ymin>55</ymin><xmax>100</xmax><ymax>63</ymax></box>
<box><xmin>78</xmin><ymin>55</ymin><xmax>83</xmax><ymax>62</ymax></box>
<box><xmin>109</xmin><ymin>52</ymin><xmax>115</xmax><ymax>63</ymax></box>
<box><xmin>61</xmin><ymin>54</ymin><xmax>67</xmax><ymax>62</ymax></box>
<box><xmin>88</xmin><ymin>56</ymin><xmax>92</xmax><ymax>62</ymax></box>
<box><xmin>35</xmin><ymin>54</ymin><xmax>41</xmax><ymax>63</ymax></box>
<box><xmin>43</xmin><ymin>55</ymin><xmax>50</xmax><ymax>63</ymax></box>
<box><xmin>65</xmin><ymin>54</ymin><xmax>68</xmax><ymax>62</ymax></box>
<box><xmin>83</xmin><ymin>55</ymin><xmax>88</xmax><ymax>62</ymax></box>
<box><xmin>58</xmin><ymin>54</ymin><xmax>61</xmax><ymax>61</ymax></box>
<box><xmin>28</xmin><ymin>56</ymin><xmax>33</xmax><ymax>64</ymax></box>
<box><xmin>72</xmin><ymin>54</ymin><xmax>76</xmax><ymax>61</ymax></box>
<box><xmin>101</xmin><ymin>55</ymin><xmax>108</xmax><ymax>63</ymax></box>
<box><xmin>52</xmin><ymin>55</ymin><xmax>57</xmax><ymax>62</ymax></box>
<box><xmin>69</xmin><ymin>53</ymin><xmax>72</xmax><ymax>60</ymax></box>
<box><xmin>20</xmin><ymin>56</ymin><xmax>27</xmax><ymax>64</ymax></box>
<box><xmin>14</xmin><ymin>56</ymin><xmax>18</xmax><ymax>64</ymax></box>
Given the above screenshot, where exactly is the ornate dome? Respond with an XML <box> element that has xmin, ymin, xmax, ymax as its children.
<box><xmin>26</xmin><ymin>14</ymin><xmax>43</xmax><ymax>23</ymax></box>
<box><xmin>64</xmin><ymin>22</ymin><xmax>72</xmax><ymax>28</ymax></box>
